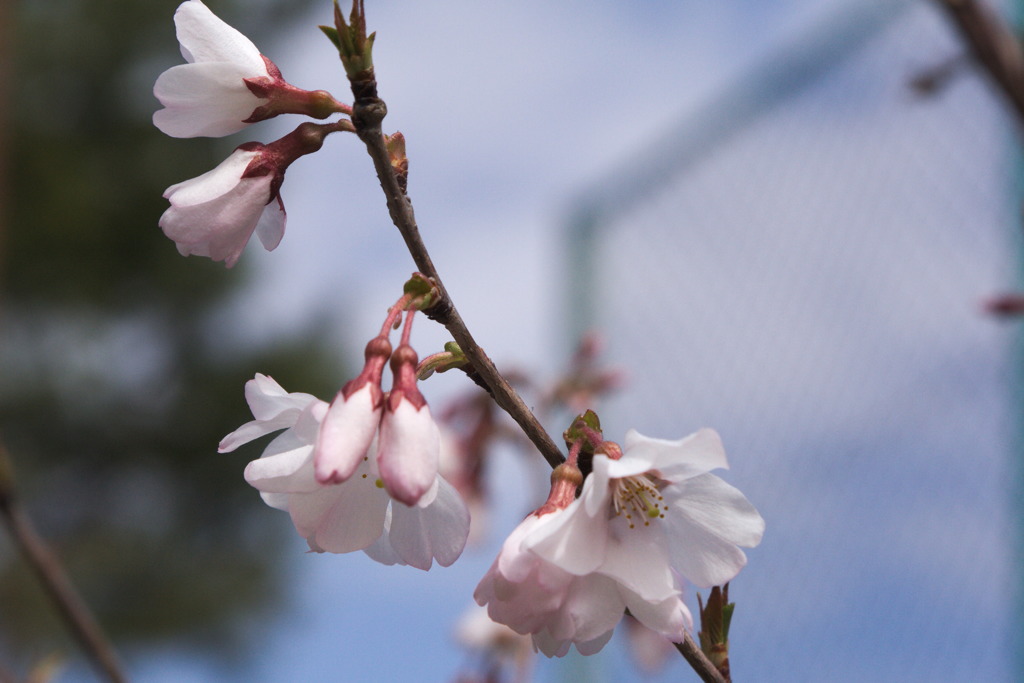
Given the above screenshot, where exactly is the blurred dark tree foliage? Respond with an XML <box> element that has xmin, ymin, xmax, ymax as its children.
<box><xmin>0</xmin><ymin>0</ymin><xmax>339</xmax><ymax>673</ymax></box>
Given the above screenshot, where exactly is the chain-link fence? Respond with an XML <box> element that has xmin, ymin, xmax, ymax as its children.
<box><xmin>567</xmin><ymin>1</ymin><xmax>1019</xmax><ymax>679</ymax></box>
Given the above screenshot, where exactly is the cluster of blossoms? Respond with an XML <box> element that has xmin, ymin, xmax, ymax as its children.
<box><xmin>219</xmin><ymin>300</ymin><xmax>470</xmax><ymax>570</ymax></box>
<box><xmin>153</xmin><ymin>0</ymin><xmax>765</xmax><ymax>667</ymax></box>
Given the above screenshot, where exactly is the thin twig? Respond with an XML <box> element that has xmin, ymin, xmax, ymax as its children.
<box><xmin>346</xmin><ymin>73</ymin><xmax>565</xmax><ymax>470</ymax></box>
<box><xmin>0</xmin><ymin>443</ymin><xmax>128</xmax><ymax>683</ymax></box>
<box><xmin>933</xmin><ymin>0</ymin><xmax>1024</xmax><ymax>123</ymax></box>
<box><xmin>674</xmin><ymin>632</ymin><xmax>728</xmax><ymax>683</ymax></box>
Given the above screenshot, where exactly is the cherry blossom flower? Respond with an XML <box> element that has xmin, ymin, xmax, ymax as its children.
<box><xmin>159</xmin><ymin>145</ymin><xmax>284</xmax><ymax>267</ymax></box>
<box><xmin>475</xmin><ymin>505</ymin><xmax>688</xmax><ymax>657</ymax></box>
<box><xmin>154</xmin><ymin>0</ymin><xmax>344</xmax><ymax>139</ymax></box>
<box><xmin>314</xmin><ymin>334</ymin><xmax>441</xmax><ymax>508</ymax></box>
<box><xmin>159</xmin><ymin>122</ymin><xmax>335</xmax><ymax>267</ymax></box>
<box><xmin>153</xmin><ymin>0</ymin><xmax>273</xmax><ymax>138</ymax></box>
<box><xmin>220</xmin><ymin>374</ymin><xmax>470</xmax><ymax>569</ymax></box>
<box><xmin>475</xmin><ymin>429</ymin><xmax>764</xmax><ymax>657</ymax></box>
<box><xmin>528</xmin><ymin>429</ymin><xmax>765</xmax><ymax>589</ymax></box>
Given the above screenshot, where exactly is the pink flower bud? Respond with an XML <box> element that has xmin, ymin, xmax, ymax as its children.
<box><xmin>314</xmin><ymin>384</ymin><xmax>382</xmax><ymax>485</ymax></box>
<box><xmin>377</xmin><ymin>345</ymin><xmax>440</xmax><ymax>507</ymax></box>
<box><xmin>314</xmin><ymin>337</ymin><xmax>391</xmax><ymax>484</ymax></box>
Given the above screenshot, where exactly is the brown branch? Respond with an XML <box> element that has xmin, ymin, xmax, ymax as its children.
<box><xmin>674</xmin><ymin>632</ymin><xmax>729</xmax><ymax>683</ymax></box>
<box><xmin>345</xmin><ymin>71</ymin><xmax>565</xmax><ymax>470</ymax></box>
<box><xmin>0</xmin><ymin>443</ymin><xmax>128</xmax><ymax>683</ymax></box>
<box><xmin>339</xmin><ymin>8</ymin><xmax>727</xmax><ymax>682</ymax></box>
<box><xmin>933</xmin><ymin>0</ymin><xmax>1024</xmax><ymax>123</ymax></box>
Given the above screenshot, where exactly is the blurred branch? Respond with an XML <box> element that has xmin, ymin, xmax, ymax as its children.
<box><xmin>933</xmin><ymin>0</ymin><xmax>1024</xmax><ymax>123</ymax></box>
<box><xmin>341</xmin><ymin>26</ymin><xmax>564</xmax><ymax>471</ymax></box>
<box><xmin>0</xmin><ymin>442</ymin><xmax>127</xmax><ymax>683</ymax></box>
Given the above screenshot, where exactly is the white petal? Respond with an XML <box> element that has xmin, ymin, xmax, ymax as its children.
<box><xmin>219</xmin><ymin>417</ymin><xmax>292</xmax><ymax>452</ymax></box>
<box><xmin>377</xmin><ymin>401</ymin><xmax>440</xmax><ymax>506</ymax></box>
<box><xmin>174</xmin><ymin>0</ymin><xmax>265</xmax><ymax>72</ymax></box>
<box><xmin>162</xmin><ymin>149</ymin><xmax>257</xmax><ymax>205</ymax></box>
<box><xmin>243</xmin><ymin>445</ymin><xmax>319</xmax><ymax>494</ymax></box>
<box><xmin>661</xmin><ymin>475</ymin><xmax>763</xmax><ymax>587</ymax></box>
<box><xmin>219</xmin><ymin>376</ymin><xmax>319</xmax><ymax>452</ymax></box>
<box><xmin>259</xmin><ymin>491</ymin><xmax>289</xmax><ymax>511</ymax></box>
<box><xmin>475</xmin><ymin>515</ymin><xmax>576</xmax><ymax>637</ymax></box>
<box><xmin>622</xmin><ymin>428</ymin><xmax>729</xmax><ymax>481</ymax></box>
<box><xmin>575</xmin><ymin>629</ymin><xmax>616</xmax><ymax>656</ymax></box>
<box><xmin>583</xmin><ymin>453</ymin><xmax>615</xmax><ymax>516</ymax></box>
<box><xmin>387</xmin><ymin>475</ymin><xmax>469</xmax><ymax>569</ymax></box>
<box><xmin>477</xmin><ymin>557</ymin><xmax>572</xmax><ymax>637</ymax></box>
<box><xmin>620</xmin><ymin>588</ymin><xmax>691</xmax><ymax>641</ymax></box>
<box><xmin>532</xmin><ymin>629</ymin><xmax>571</xmax><ymax>658</ymax></box>
<box><xmin>286</xmin><ymin>485</ymin><xmax>345</xmax><ymax>539</ymax></box>
<box><xmin>152</xmin><ymin>62</ymin><xmax>263</xmax><ymax>138</ymax></box>
<box><xmin>245</xmin><ymin>373</ymin><xmax>318</xmax><ymax>422</ymax></box>
<box><xmin>525</xmin><ymin>490</ymin><xmax>607</xmax><ymax>576</ymax></box>
<box><xmin>666</xmin><ymin>473</ymin><xmax>765</xmax><ymax>548</ymax></box>
<box><xmin>549</xmin><ymin>573</ymin><xmax>624</xmax><ymax>644</ymax></box>
<box><xmin>598</xmin><ymin>521</ymin><xmax>680</xmax><ymax>602</ymax></box>
<box><xmin>495</xmin><ymin>515</ymin><xmax>552</xmax><ymax>583</ymax></box>
<box><xmin>309</xmin><ymin>477</ymin><xmax>390</xmax><ymax>553</ymax></box>
<box><xmin>362</xmin><ymin>507</ymin><xmax>406</xmax><ymax>566</ymax></box>
<box><xmin>314</xmin><ymin>385</ymin><xmax>380</xmax><ymax>484</ymax></box>
<box><xmin>255</xmin><ymin>196</ymin><xmax>286</xmax><ymax>250</ymax></box>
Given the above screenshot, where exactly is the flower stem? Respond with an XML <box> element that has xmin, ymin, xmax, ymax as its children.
<box><xmin>345</xmin><ymin>69</ymin><xmax>564</xmax><ymax>470</ymax></box>
<box><xmin>380</xmin><ymin>292</ymin><xmax>412</xmax><ymax>337</ymax></box>
<box><xmin>400</xmin><ymin>308</ymin><xmax>416</xmax><ymax>346</ymax></box>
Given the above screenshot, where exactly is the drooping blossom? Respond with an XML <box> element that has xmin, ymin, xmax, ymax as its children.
<box><xmin>154</xmin><ymin>0</ymin><xmax>343</xmax><ymax>138</ymax></box>
<box><xmin>528</xmin><ymin>429</ymin><xmax>765</xmax><ymax>589</ymax></box>
<box><xmin>159</xmin><ymin>122</ymin><xmax>332</xmax><ymax>267</ymax></box>
<box><xmin>220</xmin><ymin>374</ymin><xmax>470</xmax><ymax>569</ymax></box>
<box><xmin>314</xmin><ymin>313</ymin><xmax>441</xmax><ymax>508</ymax></box>
<box><xmin>153</xmin><ymin>0</ymin><xmax>272</xmax><ymax>138</ymax></box>
<box><xmin>475</xmin><ymin>429</ymin><xmax>764</xmax><ymax>657</ymax></box>
<box><xmin>475</xmin><ymin>503</ymin><xmax>643</xmax><ymax>657</ymax></box>
<box><xmin>159</xmin><ymin>145</ymin><xmax>283</xmax><ymax>267</ymax></box>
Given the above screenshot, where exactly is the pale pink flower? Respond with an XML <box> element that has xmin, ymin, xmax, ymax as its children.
<box><xmin>159</xmin><ymin>145</ymin><xmax>285</xmax><ymax>267</ymax></box>
<box><xmin>475</xmin><ymin>509</ymin><xmax>687</xmax><ymax>657</ymax></box>
<box><xmin>153</xmin><ymin>0</ymin><xmax>272</xmax><ymax>138</ymax></box>
<box><xmin>528</xmin><ymin>429</ymin><xmax>765</xmax><ymax>589</ymax></box>
<box><xmin>476</xmin><ymin>428</ymin><xmax>764</xmax><ymax>657</ymax></box>
<box><xmin>220</xmin><ymin>374</ymin><xmax>470</xmax><ymax>569</ymax></box>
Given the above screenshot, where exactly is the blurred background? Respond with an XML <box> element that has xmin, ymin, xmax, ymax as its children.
<box><xmin>1</xmin><ymin>0</ymin><xmax>1021</xmax><ymax>681</ymax></box>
